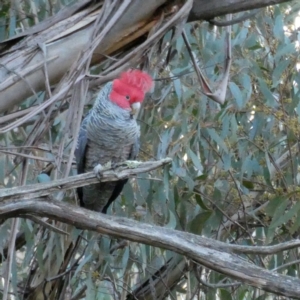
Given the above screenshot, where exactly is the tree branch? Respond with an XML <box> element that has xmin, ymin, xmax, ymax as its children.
<box><xmin>189</xmin><ymin>0</ymin><xmax>293</xmax><ymax>21</ymax></box>
<box><xmin>0</xmin><ymin>199</ymin><xmax>299</xmax><ymax>298</ymax></box>
<box><xmin>0</xmin><ymin>0</ymin><xmax>294</xmax><ymax>113</ymax></box>
<box><xmin>0</xmin><ymin>158</ymin><xmax>172</xmax><ymax>201</ymax></box>
<box><xmin>0</xmin><ymin>156</ymin><xmax>299</xmax><ymax>255</ymax></box>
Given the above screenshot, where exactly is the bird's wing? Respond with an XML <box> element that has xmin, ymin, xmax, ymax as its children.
<box><xmin>75</xmin><ymin>112</ymin><xmax>140</xmax><ymax>213</ymax></box>
<box><xmin>75</xmin><ymin>112</ymin><xmax>90</xmax><ymax>174</ymax></box>
<box><xmin>75</xmin><ymin>113</ymin><xmax>90</xmax><ymax>206</ymax></box>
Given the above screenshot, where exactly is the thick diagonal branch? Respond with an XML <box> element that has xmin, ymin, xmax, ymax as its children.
<box><xmin>0</xmin><ymin>199</ymin><xmax>299</xmax><ymax>298</ymax></box>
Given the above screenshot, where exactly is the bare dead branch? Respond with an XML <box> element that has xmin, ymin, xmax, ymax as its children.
<box><xmin>189</xmin><ymin>0</ymin><xmax>292</xmax><ymax>21</ymax></box>
<box><xmin>0</xmin><ymin>158</ymin><xmax>172</xmax><ymax>201</ymax></box>
<box><xmin>0</xmin><ymin>199</ymin><xmax>300</xmax><ymax>298</ymax></box>
<box><xmin>208</xmin><ymin>9</ymin><xmax>260</xmax><ymax>26</ymax></box>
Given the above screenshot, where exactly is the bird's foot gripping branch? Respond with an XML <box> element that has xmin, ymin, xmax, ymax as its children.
<box><xmin>0</xmin><ymin>158</ymin><xmax>172</xmax><ymax>203</ymax></box>
<box><xmin>93</xmin><ymin>160</ymin><xmax>143</xmax><ymax>180</ymax></box>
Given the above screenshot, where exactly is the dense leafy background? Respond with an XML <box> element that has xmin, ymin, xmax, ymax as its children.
<box><xmin>1</xmin><ymin>1</ymin><xmax>300</xmax><ymax>299</ymax></box>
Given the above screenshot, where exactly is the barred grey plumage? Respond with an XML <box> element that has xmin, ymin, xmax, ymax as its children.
<box><xmin>75</xmin><ymin>82</ymin><xmax>140</xmax><ymax>213</ymax></box>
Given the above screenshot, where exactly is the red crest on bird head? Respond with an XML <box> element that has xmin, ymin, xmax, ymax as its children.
<box><xmin>110</xmin><ymin>70</ymin><xmax>153</xmax><ymax>110</ymax></box>
<box><xmin>119</xmin><ymin>70</ymin><xmax>154</xmax><ymax>93</ymax></box>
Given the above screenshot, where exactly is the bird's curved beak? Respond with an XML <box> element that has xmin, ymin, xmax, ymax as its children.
<box><xmin>130</xmin><ymin>102</ymin><xmax>141</xmax><ymax>119</ymax></box>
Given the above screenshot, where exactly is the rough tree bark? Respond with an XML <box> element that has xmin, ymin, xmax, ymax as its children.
<box><xmin>0</xmin><ymin>0</ymin><xmax>292</xmax><ymax>114</ymax></box>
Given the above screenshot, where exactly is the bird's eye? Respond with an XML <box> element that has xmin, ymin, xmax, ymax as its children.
<box><xmin>125</xmin><ymin>95</ymin><xmax>130</xmax><ymax>100</ymax></box>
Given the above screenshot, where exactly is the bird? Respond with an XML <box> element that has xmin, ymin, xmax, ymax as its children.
<box><xmin>75</xmin><ymin>70</ymin><xmax>153</xmax><ymax>213</ymax></box>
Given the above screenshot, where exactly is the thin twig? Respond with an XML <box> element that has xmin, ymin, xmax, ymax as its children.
<box><xmin>208</xmin><ymin>9</ymin><xmax>260</xmax><ymax>27</ymax></box>
<box><xmin>272</xmin><ymin>259</ymin><xmax>300</xmax><ymax>272</ymax></box>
